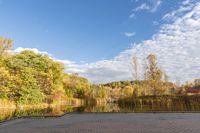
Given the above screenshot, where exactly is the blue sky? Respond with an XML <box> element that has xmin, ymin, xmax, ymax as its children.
<box><xmin>0</xmin><ymin>0</ymin><xmax>180</xmax><ymax>62</ymax></box>
<box><xmin>1</xmin><ymin>0</ymin><xmax>200</xmax><ymax>83</ymax></box>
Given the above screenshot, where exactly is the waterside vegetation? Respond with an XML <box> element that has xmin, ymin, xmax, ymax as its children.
<box><xmin>1</xmin><ymin>36</ymin><xmax>200</xmax><ymax>113</ymax></box>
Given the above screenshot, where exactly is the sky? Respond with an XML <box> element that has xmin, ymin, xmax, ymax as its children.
<box><xmin>1</xmin><ymin>0</ymin><xmax>200</xmax><ymax>84</ymax></box>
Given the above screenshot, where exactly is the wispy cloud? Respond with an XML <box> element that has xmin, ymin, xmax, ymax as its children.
<box><xmin>133</xmin><ymin>0</ymin><xmax>163</xmax><ymax>13</ymax></box>
<box><xmin>129</xmin><ymin>0</ymin><xmax>163</xmax><ymax>19</ymax></box>
<box><xmin>129</xmin><ymin>13</ymin><xmax>135</xmax><ymax>18</ymax></box>
<box><xmin>134</xmin><ymin>3</ymin><xmax>150</xmax><ymax>11</ymax></box>
<box><xmin>182</xmin><ymin>0</ymin><xmax>191</xmax><ymax>5</ymax></box>
<box><xmin>153</xmin><ymin>21</ymin><xmax>159</xmax><ymax>25</ymax></box>
<box><xmin>124</xmin><ymin>32</ymin><xmax>136</xmax><ymax>37</ymax></box>
<box><xmin>151</xmin><ymin>0</ymin><xmax>162</xmax><ymax>12</ymax></box>
<box><xmin>63</xmin><ymin>0</ymin><xmax>200</xmax><ymax>84</ymax></box>
<box><xmin>162</xmin><ymin>0</ymin><xmax>196</xmax><ymax>21</ymax></box>
<box><xmin>14</xmin><ymin>0</ymin><xmax>200</xmax><ymax>84</ymax></box>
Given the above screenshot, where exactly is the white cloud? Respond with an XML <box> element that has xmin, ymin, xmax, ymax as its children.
<box><xmin>150</xmin><ymin>0</ymin><xmax>162</xmax><ymax>12</ymax></box>
<box><xmin>133</xmin><ymin>0</ymin><xmax>162</xmax><ymax>13</ymax></box>
<box><xmin>63</xmin><ymin>0</ymin><xmax>200</xmax><ymax>84</ymax></box>
<box><xmin>153</xmin><ymin>21</ymin><xmax>159</xmax><ymax>25</ymax></box>
<box><xmin>129</xmin><ymin>13</ymin><xmax>135</xmax><ymax>18</ymax></box>
<box><xmin>162</xmin><ymin>0</ymin><xmax>197</xmax><ymax>21</ymax></box>
<box><xmin>134</xmin><ymin>3</ymin><xmax>150</xmax><ymax>11</ymax></box>
<box><xmin>182</xmin><ymin>0</ymin><xmax>191</xmax><ymax>5</ymax></box>
<box><xmin>124</xmin><ymin>32</ymin><xmax>136</xmax><ymax>37</ymax></box>
<box><xmin>14</xmin><ymin>47</ymin><xmax>50</xmax><ymax>55</ymax></box>
<box><xmin>129</xmin><ymin>0</ymin><xmax>162</xmax><ymax>19</ymax></box>
<box><xmin>14</xmin><ymin>0</ymin><xmax>200</xmax><ymax>84</ymax></box>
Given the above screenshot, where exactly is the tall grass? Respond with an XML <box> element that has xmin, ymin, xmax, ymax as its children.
<box><xmin>0</xmin><ymin>99</ymin><xmax>16</xmax><ymax>109</ymax></box>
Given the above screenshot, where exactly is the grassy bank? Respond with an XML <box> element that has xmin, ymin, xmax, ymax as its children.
<box><xmin>0</xmin><ymin>99</ymin><xmax>16</xmax><ymax>109</ymax></box>
<box><xmin>0</xmin><ymin>98</ymin><xmax>84</xmax><ymax>110</ymax></box>
<box><xmin>50</xmin><ymin>98</ymin><xmax>84</xmax><ymax>108</ymax></box>
<box><xmin>0</xmin><ymin>98</ymin><xmax>85</xmax><ymax>121</ymax></box>
<box><xmin>118</xmin><ymin>95</ymin><xmax>200</xmax><ymax>112</ymax></box>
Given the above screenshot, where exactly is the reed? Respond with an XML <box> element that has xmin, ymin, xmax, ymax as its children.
<box><xmin>16</xmin><ymin>103</ymin><xmax>49</xmax><ymax>110</ymax></box>
<box><xmin>0</xmin><ymin>99</ymin><xmax>16</xmax><ymax>109</ymax></box>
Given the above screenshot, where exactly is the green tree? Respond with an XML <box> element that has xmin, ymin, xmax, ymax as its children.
<box><xmin>5</xmin><ymin>50</ymin><xmax>66</xmax><ymax>103</ymax></box>
<box><xmin>0</xmin><ymin>66</ymin><xmax>11</xmax><ymax>99</ymax></box>
<box><xmin>63</xmin><ymin>74</ymin><xmax>91</xmax><ymax>99</ymax></box>
<box><xmin>17</xmin><ymin>68</ymin><xmax>44</xmax><ymax>104</ymax></box>
<box><xmin>0</xmin><ymin>37</ymin><xmax>16</xmax><ymax>100</ymax></box>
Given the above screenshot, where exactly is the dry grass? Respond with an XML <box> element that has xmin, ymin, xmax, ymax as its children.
<box><xmin>0</xmin><ymin>99</ymin><xmax>16</xmax><ymax>109</ymax></box>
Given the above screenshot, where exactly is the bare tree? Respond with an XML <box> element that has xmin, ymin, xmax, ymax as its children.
<box><xmin>143</xmin><ymin>57</ymin><xmax>148</xmax><ymax>81</ymax></box>
<box><xmin>132</xmin><ymin>55</ymin><xmax>139</xmax><ymax>81</ymax></box>
<box><xmin>143</xmin><ymin>57</ymin><xmax>148</xmax><ymax>95</ymax></box>
<box><xmin>163</xmin><ymin>71</ymin><xmax>168</xmax><ymax>82</ymax></box>
<box><xmin>0</xmin><ymin>37</ymin><xmax>13</xmax><ymax>56</ymax></box>
<box><xmin>131</xmin><ymin>55</ymin><xmax>140</xmax><ymax>97</ymax></box>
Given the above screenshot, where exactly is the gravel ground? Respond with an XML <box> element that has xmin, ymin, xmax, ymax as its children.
<box><xmin>0</xmin><ymin>113</ymin><xmax>200</xmax><ymax>133</ymax></box>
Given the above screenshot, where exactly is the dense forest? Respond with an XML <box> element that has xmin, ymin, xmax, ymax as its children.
<box><xmin>0</xmin><ymin>36</ymin><xmax>200</xmax><ymax>109</ymax></box>
<box><xmin>0</xmin><ymin>37</ymin><xmax>97</xmax><ymax>107</ymax></box>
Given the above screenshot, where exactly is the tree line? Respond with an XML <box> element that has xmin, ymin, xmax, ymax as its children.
<box><xmin>0</xmin><ymin>37</ymin><xmax>108</xmax><ymax>105</ymax></box>
<box><xmin>0</xmin><ymin>36</ymin><xmax>200</xmax><ymax>107</ymax></box>
<box><xmin>102</xmin><ymin>54</ymin><xmax>200</xmax><ymax>101</ymax></box>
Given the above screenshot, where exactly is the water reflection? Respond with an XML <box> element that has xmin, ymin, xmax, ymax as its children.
<box><xmin>0</xmin><ymin>108</ymin><xmax>15</xmax><ymax>122</ymax></box>
<box><xmin>0</xmin><ymin>106</ymin><xmax>76</xmax><ymax>121</ymax></box>
<box><xmin>1</xmin><ymin>98</ymin><xmax>200</xmax><ymax>121</ymax></box>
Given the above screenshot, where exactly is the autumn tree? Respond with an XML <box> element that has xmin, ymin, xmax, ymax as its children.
<box><xmin>63</xmin><ymin>74</ymin><xmax>91</xmax><ymax>99</ymax></box>
<box><xmin>4</xmin><ymin>50</ymin><xmax>67</xmax><ymax>103</ymax></box>
<box><xmin>95</xmin><ymin>86</ymin><xmax>107</xmax><ymax>99</ymax></box>
<box><xmin>0</xmin><ymin>37</ymin><xmax>15</xmax><ymax>99</ymax></box>
<box><xmin>0</xmin><ymin>67</ymin><xmax>11</xmax><ymax>99</ymax></box>
<box><xmin>194</xmin><ymin>79</ymin><xmax>200</xmax><ymax>89</ymax></box>
<box><xmin>146</xmin><ymin>54</ymin><xmax>165</xmax><ymax>95</ymax></box>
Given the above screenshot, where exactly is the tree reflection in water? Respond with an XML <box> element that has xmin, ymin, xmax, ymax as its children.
<box><xmin>1</xmin><ymin>96</ymin><xmax>200</xmax><ymax>121</ymax></box>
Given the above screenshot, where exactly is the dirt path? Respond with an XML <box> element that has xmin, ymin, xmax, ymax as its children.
<box><xmin>0</xmin><ymin>113</ymin><xmax>200</xmax><ymax>133</ymax></box>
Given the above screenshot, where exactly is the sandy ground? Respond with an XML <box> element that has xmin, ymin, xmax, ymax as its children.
<box><xmin>0</xmin><ymin>113</ymin><xmax>200</xmax><ymax>133</ymax></box>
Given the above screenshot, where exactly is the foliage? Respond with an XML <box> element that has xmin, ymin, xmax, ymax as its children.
<box><xmin>120</xmin><ymin>86</ymin><xmax>134</xmax><ymax>98</ymax></box>
<box><xmin>1</xmin><ymin>36</ymin><xmax>200</xmax><ymax>107</ymax></box>
<box><xmin>0</xmin><ymin>37</ymin><xmax>68</xmax><ymax>104</ymax></box>
<box><xmin>0</xmin><ymin>66</ymin><xmax>12</xmax><ymax>99</ymax></box>
<box><xmin>93</xmin><ymin>85</ymin><xmax>108</xmax><ymax>99</ymax></box>
<box><xmin>63</xmin><ymin>74</ymin><xmax>91</xmax><ymax>99</ymax></box>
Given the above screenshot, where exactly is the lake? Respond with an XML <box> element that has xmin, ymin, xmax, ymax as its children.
<box><xmin>1</xmin><ymin>98</ymin><xmax>200</xmax><ymax>122</ymax></box>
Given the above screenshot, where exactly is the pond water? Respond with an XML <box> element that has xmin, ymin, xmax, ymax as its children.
<box><xmin>1</xmin><ymin>99</ymin><xmax>200</xmax><ymax>122</ymax></box>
